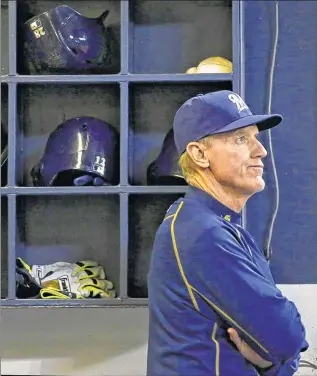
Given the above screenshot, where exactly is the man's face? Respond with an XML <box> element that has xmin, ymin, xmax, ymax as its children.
<box><xmin>206</xmin><ymin>125</ymin><xmax>268</xmax><ymax>196</ymax></box>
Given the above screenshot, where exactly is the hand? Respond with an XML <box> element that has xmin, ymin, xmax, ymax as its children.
<box><xmin>73</xmin><ymin>174</ymin><xmax>107</xmax><ymax>186</ymax></box>
<box><xmin>228</xmin><ymin>328</ymin><xmax>273</xmax><ymax>369</ymax></box>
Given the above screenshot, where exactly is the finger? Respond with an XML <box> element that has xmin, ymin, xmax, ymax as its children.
<box><xmin>80</xmin><ymin>286</ymin><xmax>116</xmax><ymax>299</ymax></box>
<box><xmin>73</xmin><ymin>175</ymin><xmax>93</xmax><ymax>186</ymax></box>
<box><xmin>99</xmin><ymin>289</ymin><xmax>116</xmax><ymax>298</ymax></box>
<box><xmin>227</xmin><ymin>328</ymin><xmax>238</xmax><ymax>338</ymax></box>
<box><xmin>95</xmin><ymin>278</ymin><xmax>113</xmax><ymax>290</ymax></box>
<box><xmin>84</xmin><ymin>266</ymin><xmax>106</xmax><ymax>280</ymax></box>
<box><xmin>75</xmin><ymin>260</ymin><xmax>99</xmax><ymax>270</ymax></box>
<box><xmin>227</xmin><ymin>328</ymin><xmax>241</xmax><ymax>347</ymax></box>
<box><xmin>79</xmin><ymin>278</ymin><xmax>114</xmax><ymax>291</ymax></box>
<box><xmin>93</xmin><ymin>266</ymin><xmax>106</xmax><ymax>279</ymax></box>
<box><xmin>103</xmin><ymin>279</ymin><xmax>113</xmax><ymax>290</ymax></box>
<box><xmin>75</xmin><ymin>266</ymin><xmax>106</xmax><ymax>280</ymax></box>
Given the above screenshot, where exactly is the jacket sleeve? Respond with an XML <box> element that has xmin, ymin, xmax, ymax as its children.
<box><xmin>258</xmin><ymin>350</ymin><xmax>308</xmax><ymax>375</ymax></box>
<box><xmin>188</xmin><ymin>226</ymin><xmax>309</xmax><ymax>365</ymax></box>
<box><xmin>260</xmin><ymin>350</ymin><xmax>308</xmax><ymax>376</ymax></box>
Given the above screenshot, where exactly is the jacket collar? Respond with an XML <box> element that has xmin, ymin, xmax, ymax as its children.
<box><xmin>184</xmin><ymin>185</ymin><xmax>242</xmax><ymax>225</ymax></box>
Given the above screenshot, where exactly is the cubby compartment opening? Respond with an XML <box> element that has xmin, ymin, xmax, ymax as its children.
<box><xmin>17</xmin><ymin>83</ymin><xmax>120</xmax><ymax>187</ymax></box>
<box><xmin>1</xmin><ymin>1</ymin><xmax>8</xmax><ymax>75</ymax></box>
<box><xmin>1</xmin><ymin>196</ymin><xmax>8</xmax><ymax>299</ymax></box>
<box><xmin>16</xmin><ymin>194</ymin><xmax>120</xmax><ymax>300</ymax></box>
<box><xmin>1</xmin><ymin>84</ymin><xmax>8</xmax><ymax>187</ymax></box>
<box><xmin>17</xmin><ymin>0</ymin><xmax>121</xmax><ymax>75</ymax></box>
<box><xmin>128</xmin><ymin>193</ymin><xmax>185</xmax><ymax>298</ymax></box>
<box><xmin>129</xmin><ymin>0</ymin><xmax>233</xmax><ymax>74</ymax></box>
<box><xmin>129</xmin><ymin>81</ymin><xmax>232</xmax><ymax>186</ymax></box>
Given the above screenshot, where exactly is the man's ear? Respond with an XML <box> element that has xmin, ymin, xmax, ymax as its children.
<box><xmin>186</xmin><ymin>142</ymin><xmax>210</xmax><ymax>168</ymax></box>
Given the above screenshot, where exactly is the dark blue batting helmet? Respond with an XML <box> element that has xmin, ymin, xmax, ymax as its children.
<box><xmin>147</xmin><ymin>129</ymin><xmax>186</xmax><ymax>186</ymax></box>
<box><xmin>24</xmin><ymin>5</ymin><xmax>115</xmax><ymax>73</ymax></box>
<box><xmin>30</xmin><ymin>117</ymin><xmax>119</xmax><ymax>186</ymax></box>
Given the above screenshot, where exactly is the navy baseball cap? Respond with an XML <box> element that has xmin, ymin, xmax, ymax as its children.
<box><xmin>173</xmin><ymin>90</ymin><xmax>283</xmax><ymax>156</ymax></box>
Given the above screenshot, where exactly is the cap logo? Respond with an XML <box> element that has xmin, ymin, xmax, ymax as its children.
<box><xmin>228</xmin><ymin>93</ymin><xmax>248</xmax><ymax>113</ymax></box>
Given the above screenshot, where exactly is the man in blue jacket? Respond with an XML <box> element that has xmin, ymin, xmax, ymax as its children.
<box><xmin>147</xmin><ymin>90</ymin><xmax>309</xmax><ymax>376</ymax></box>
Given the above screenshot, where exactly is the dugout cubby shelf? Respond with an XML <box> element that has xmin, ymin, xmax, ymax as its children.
<box><xmin>15</xmin><ymin>195</ymin><xmax>121</xmax><ymax>297</ymax></box>
<box><xmin>129</xmin><ymin>82</ymin><xmax>232</xmax><ymax>186</ymax></box>
<box><xmin>129</xmin><ymin>0</ymin><xmax>233</xmax><ymax>74</ymax></box>
<box><xmin>17</xmin><ymin>83</ymin><xmax>121</xmax><ymax>187</ymax></box>
<box><xmin>128</xmin><ymin>193</ymin><xmax>185</xmax><ymax>298</ymax></box>
<box><xmin>16</xmin><ymin>0</ymin><xmax>121</xmax><ymax>76</ymax></box>
<box><xmin>1</xmin><ymin>84</ymin><xmax>8</xmax><ymax>188</ymax></box>
<box><xmin>0</xmin><ymin>0</ymin><xmax>242</xmax><ymax>307</ymax></box>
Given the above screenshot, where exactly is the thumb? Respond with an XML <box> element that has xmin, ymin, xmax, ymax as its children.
<box><xmin>227</xmin><ymin>328</ymin><xmax>241</xmax><ymax>347</ymax></box>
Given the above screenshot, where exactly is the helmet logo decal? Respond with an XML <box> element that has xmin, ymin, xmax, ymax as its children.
<box><xmin>228</xmin><ymin>93</ymin><xmax>248</xmax><ymax>113</ymax></box>
<box><xmin>93</xmin><ymin>155</ymin><xmax>106</xmax><ymax>174</ymax></box>
<box><xmin>30</xmin><ymin>19</ymin><xmax>46</xmax><ymax>39</ymax></box>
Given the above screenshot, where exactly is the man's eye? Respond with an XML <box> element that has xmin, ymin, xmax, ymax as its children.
<box><xmin>236</xmin><ymin>136</ymin><xmax>246</xmax><ymax>144</ymax></box>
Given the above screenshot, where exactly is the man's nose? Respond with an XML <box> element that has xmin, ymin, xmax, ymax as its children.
<box><xmin>253</xmin><ymin>139</ymin><xmax>268</xmax><ymax>158</ymax></box>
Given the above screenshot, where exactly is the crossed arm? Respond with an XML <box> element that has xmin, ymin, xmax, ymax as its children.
<box><xmin>189</xmin><ymin>228</ymin><xmax>309</xmax><ymax>375</ymax></box>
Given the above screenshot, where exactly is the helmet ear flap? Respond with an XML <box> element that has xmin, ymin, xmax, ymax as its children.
<box><xmin>98</xmin><ymin>10</ymin><xmax>110</xmax><ymax>24</ymax></box>
<box><xmin>146</xmin><ymin>129</ymin><xmax>186</xmax><ymax>186</ymax></box>
<box><xmin>30</xmin><ymin>161</ymin><xmax>43</xmax><ymax>187</ymax></box>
